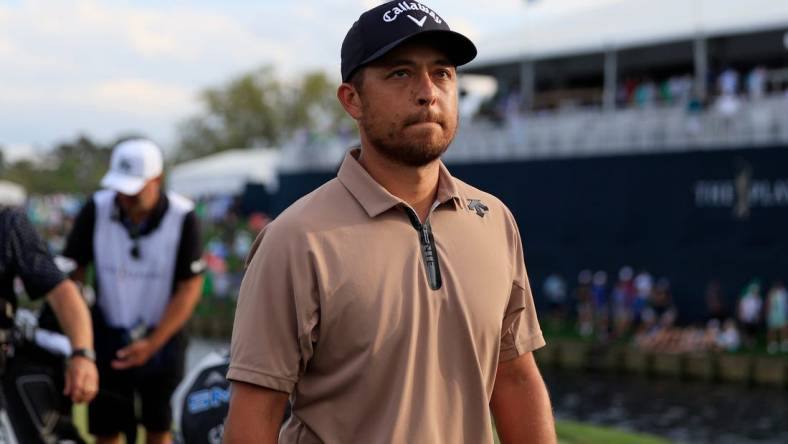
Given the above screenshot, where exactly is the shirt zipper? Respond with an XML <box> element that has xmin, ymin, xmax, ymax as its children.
<box><xmin>404</xmin><ymin>208</ymin><xmax>443</xmax><ymax>291</ymax></box>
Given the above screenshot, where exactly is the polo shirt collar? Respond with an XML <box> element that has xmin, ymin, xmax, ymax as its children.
<box><xmin>337</xmin><ymin>148</ymin><xmax>461</xmax><ymax>218</ymax></box>
<box><xmin>113</xmin><ymin>191</ymin><xmax>169</xmax><ymax>236</ymax></box>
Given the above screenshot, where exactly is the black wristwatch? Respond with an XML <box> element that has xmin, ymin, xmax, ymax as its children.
<box><xmin>70</xmin><ymin>348</ymin><xmax>96</xmax><ymax>362</ymax></box>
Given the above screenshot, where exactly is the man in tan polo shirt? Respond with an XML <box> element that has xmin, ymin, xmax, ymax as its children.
<box><xmin>224</xmin><ymin>1</ymin><xmax>556</xmax><ymax>443</ymax></box>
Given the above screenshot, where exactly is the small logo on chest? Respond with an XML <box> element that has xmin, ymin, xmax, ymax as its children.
<box><xmin>467</xmin><ymin>199</ymin><xmax>489</xmax><ymax>217</ymax></box>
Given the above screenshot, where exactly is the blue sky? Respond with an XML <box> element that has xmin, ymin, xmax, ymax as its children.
<box><xmin>0</xmin><ymin>0</ymin><xmax>572</xmax><ymax>160</ymax></box>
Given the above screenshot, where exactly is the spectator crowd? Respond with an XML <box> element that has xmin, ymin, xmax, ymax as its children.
<box><xmin>541</xmin><ymin>267</ymin><xmax>788</xmax><ymax>355</ymax></box>
<box><xmin>22</xmin><ymin>194</ymin><xmax>788</xmax><ymax>356</ymax></box>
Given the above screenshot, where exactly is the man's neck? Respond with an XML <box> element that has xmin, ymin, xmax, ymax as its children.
<box><xmin>127</xmin><ymin>210</ymin><xmax>151</xmax><ymax>226</ymax></box>
<box><xmin>115</xmin><ymin>193</ymin><xmax>162</xmax><ymax>228</ymax></box>
<box><xmin>357</xmin><ymin>145</ymin><xmax>440</xmax><ymax>223</ymax></box>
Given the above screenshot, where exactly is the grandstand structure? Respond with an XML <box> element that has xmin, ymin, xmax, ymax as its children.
<box><xmin>447</xmin><ymin>95</ymin><xmax>788</xmax><ymax>163</ymax></box>
<box><xmin>280</xmin><ymin>0</ymin><xmax>788</xmax><ymax>168</ymax></box>
<box><xmin>271</xmin><ymin>1</ymin><xmax>788</xmax><ymax>320</ymax></box>
<box><xmin>451</xmin><ymin>0</ymin><xmax>788</xmax><ymax>161</ymax></box>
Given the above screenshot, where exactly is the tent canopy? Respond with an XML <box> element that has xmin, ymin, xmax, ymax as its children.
<box><xmin>470</xmin><ymin>0</ymin><xmax>788</xmax><ymax>68</ymax></box>
<box><xmin>168</xmin><ymin>148</ymin><xmax>279</xmax><ymax>198</ymax></box>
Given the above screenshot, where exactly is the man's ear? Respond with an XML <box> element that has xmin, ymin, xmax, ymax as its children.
<box><xmin>337</xmin><ymin>83</ymin><xmax>363</xmax><ymax>120</ymax></box>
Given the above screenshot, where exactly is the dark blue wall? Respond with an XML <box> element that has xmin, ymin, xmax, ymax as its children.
<box><xmin>272</xmin><ymin>146</ymin><xmax>788</xmax><ymax>323</ymax></box>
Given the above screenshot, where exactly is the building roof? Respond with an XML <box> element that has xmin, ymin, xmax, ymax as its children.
<box><xmin>169</xmin><ymin>148</ymin><xmax>279</xmax><ymax>197</ymax></box>
<box><xmin>469</xmin><ymin>0</ymin><xmax>788</xmax><ymax>68</ymax></box>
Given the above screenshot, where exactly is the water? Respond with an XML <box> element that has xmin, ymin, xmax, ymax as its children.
<box><xmin>544</xmin><ymin>369</ymin><xmax>788</xmax><ymax>444</ymax></box>
<box><xmin>184</xmin><ymin>339</ymin><xmax>788</xmax><ymax>443</ymax></box>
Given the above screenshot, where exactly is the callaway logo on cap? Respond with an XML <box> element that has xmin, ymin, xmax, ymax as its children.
<box><xmin>340</xmin><ymin>0</ymin><xmax>477</xmax><ymax>82</ymax></box>
<box><xmin>381</xmin><ymin>2</ymin><xmax>443</xmax><ymax>25</ymax></box>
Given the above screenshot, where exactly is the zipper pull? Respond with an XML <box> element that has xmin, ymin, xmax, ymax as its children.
<box><xmin>420</xmin><ymin>225</ymin><xmax>431</xmax><ymax>245</ymax></box>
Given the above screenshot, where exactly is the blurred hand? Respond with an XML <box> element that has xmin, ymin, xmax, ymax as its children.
<box><xmin>111</xmin><ymin>338</ymin><xmax>156</xmax><ymax>370</ymax></box>
<box><xmin>64</xmin><ymin>356</ymin><xmax>99</xmax><ymax>404</ymax></box>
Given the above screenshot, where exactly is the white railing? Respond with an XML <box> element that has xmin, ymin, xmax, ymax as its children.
<box><xmin>446</xmin><ymin>94</ymin><xmax>788</xmax><ymax>164</ymax></box>
<box><xmin>280</xmin><ymin>94</ymin><xmax>788</xmax><ymax>171</ymax></box>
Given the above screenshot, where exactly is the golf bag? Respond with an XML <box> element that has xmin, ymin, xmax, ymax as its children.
<box><xmin>172</xmin><ymin>347</ymin><xmax>293</xmax><ymax>444</ymax></box>
<box><xmin>0</xmin><ymin>301</ymin><xmax>85</xmax><ymax>444</ymax></box>
<box><xmin>172</xmin><ymin>349</ymin><xmax>231</xmax><ymax>444</ymax></box>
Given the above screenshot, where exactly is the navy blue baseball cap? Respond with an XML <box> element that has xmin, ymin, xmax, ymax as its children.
<box><xmin>341</xmin><ymin>1</ymin><xmax>477</xmax><ymax>83</ymax></box>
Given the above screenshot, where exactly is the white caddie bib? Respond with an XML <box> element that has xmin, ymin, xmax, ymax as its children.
<box><xmin>93</xmin><ymin>190</ymin><xmax>193</xmax><ymax>329</ymax></box>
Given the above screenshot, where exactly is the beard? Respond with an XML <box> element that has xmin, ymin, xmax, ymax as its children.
<box><xmin>360</xmin><ymin>107</ymin><xmax>458</xmax><ymax>167</ymax></box>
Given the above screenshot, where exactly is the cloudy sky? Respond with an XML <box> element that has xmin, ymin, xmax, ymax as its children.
<box><xmin>0</xmin><ymin>0</ymin><xmax>598</xmax><ymax>160</ymax></box>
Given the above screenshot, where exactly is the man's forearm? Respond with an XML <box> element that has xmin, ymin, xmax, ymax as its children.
<box><xmin>147</xmin><ymin>274</ymin><xmax>203</xmax><ymax>350</ymax></box>
<box><xmin>491</xmin><ymin>352</ymin><xmax>556</xmax><ymax>444</ymax></box>
<box><xmin>224</xmin><ymin>381</ymin><xmax>289</xmax><ymax>444</ymax></box>
<box><xmin>46</xmin><ymin>280</ymin><xmax>93</xmax><ymax>350</ymax></box>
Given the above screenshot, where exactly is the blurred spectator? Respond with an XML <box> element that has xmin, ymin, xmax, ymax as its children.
<box><xmin>705</xmin><ymin>279</ymin><xmax>729</xmax><ymax>323</ymax></box>
<box><xmin>765</xmin><ymin>280</ymin><xmax>787</xmax><ymax>354</ymax></box>
<box><xmin>247</xmin><ymin>212</ymin><xmax>270</xmax><ymax>233</ymax></box>
<box><xmin>746</xmin><ymin>65</ymin><xmax>767</xmax><ymax>100</ymax></box>
<box><xmin>669</xmin><ymin>74</ymin><xmax>693</xmax><ymax>104</ymax></box>
<box><xmin>658</xmin><ymin>79</ymin><xmax>671</xmax><ymax>104</ymax></box>
<box><xmin>591</xmin><ymin>271</ymin><xmax>610</xmax><ymax>341</ymax></box>
<box><xmin>617</xmin><ymin>76</ymin><xmax>637</xmax><ymax>105</ymax></box>
<box><xmin>718</xmin><ymin>67</ymin><xmax>740</xmax><ymax>96</ymax></box>
<box><xmin>717</xmin><ymin>318</ymin><xmax>742</xmax><ymax>352</ymax></box>
<box><xmin>715</xmin><ymin>67</ymin><xmax>742</xmax><ymax>125</ymax></box>
<box><xmin>634</xmin><ymin>78</ymin><xmax>657</xmax><ymax>107</ymax></box>
<box><xmin>233</xmin><ymin>230</ymin><xmax>254</xmax><ymax>261</ymax></box>
<box><xmin>501</xmin><ymin>84</ymin><xmax>523</xmax><ymax>118</ymax></box>
<box><xmin>543</xmin><ymin>273</ymin><xmax>568</xmax><ymax>328</ymax></box>
<box><xmin>611</xmin><ymin>266</ymin><xmax>636</xmax><ymax>339</ymax></box>
<box><xmin>643</xmin><ymin>278</ymin><xmax>678</xmax><ymax>330</ymax></box>
<box><xmin>574</xmin><ymin>270</ymin><xmax>594</xmax><ymax>338</ymax></box>
<box><xmin>685</xmin><ymin>88</ymin><xmax>705</xmax><ymax>136</ymax></box>
<box><xmin>715</xmin><ymin>93</ymin><xmax>740</xmax><ymax>120</ymax></box>
<box><xmin>633</xmin><ymin>270</ymin><xmax>653</xmax><ymax>327</ymax></box>
<box><xmin>737</xmin><ymin>280</ymin><xmax>763</xmax><ymax>349</ymax></box>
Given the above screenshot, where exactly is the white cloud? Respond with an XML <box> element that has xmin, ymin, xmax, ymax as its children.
<box><xmin>87</xmin><ymin>79</ymin><xmax>194</xmax><ymax>116</ymax></box>
<box><xmin>0</xmin><ymin>0</ymin><xmax>535</xmax><ymax>150</ymax></box>
<box><xmin>1</xmin><ymin>143</ymin><xmax>40</xmax><ymax>163</ymax></box>
<box><xmin>0</xmin><ymin>79</ymin><xmax>191</xmax><ymax>114</ymax></box>
<box><xmin>0</xmin><ymin>37</ymin><xmax>14</xmax><ymax>55</ymax></box>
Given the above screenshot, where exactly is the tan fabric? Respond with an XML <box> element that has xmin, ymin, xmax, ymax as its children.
<box><xmin>229</xmin><ymin>149</ymin><xmax>545</xmax><ymax>444</ymax></box>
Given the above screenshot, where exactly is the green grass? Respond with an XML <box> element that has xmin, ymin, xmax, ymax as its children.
<box><xmin>554</xmin><ymin>420</ymin><xmax>671</xmax><ymax>444</ymax></box>
<box><xmin>73</xmin><ymin>404</ymin><xmax>145</xmax><ymax>444</ymax></box>
<box><xmin>493</xmin><ymin>420</ymin><xmax>671</xmax><ymax>444</ymax></box>
<box><xmin>76</xmin><ymin>405</ymin><xmax>670</xmax><ymax>444</ymax></box>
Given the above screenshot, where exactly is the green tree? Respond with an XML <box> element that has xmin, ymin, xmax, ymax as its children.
<box><xmin>176</xmin><ymin>67</ymin><xmax>285</xmax><ymax>162</ymax></box>
<box><xmin>175</xmin><ymin>67</ymin><xmax>354</xmax><ymax>162</ymax></box>
<box><xmin>4</xmin><ymin>134</ymin><xmax>115</xmax><ymax>194</ymax></box>
<box><xmin>285</xmin><ymin>71</ymin><xmax>350</xmax><ymax>137</ymax></box>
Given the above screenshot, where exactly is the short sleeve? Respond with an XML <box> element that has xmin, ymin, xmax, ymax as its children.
<box><xmin>9</xmin><ymin>210</ymin><xmax>65</xmax><ymax>300</ymax></box>
<box><xmin>63</xmin><ymin>199</ymin><xmax>96</xmax><ymax>266</ymax></box>
<box><xmin>227</xmin><ymin>222</ymin><xmax>320</xmax><ymax>394</ymax></box>
<box><xmin>173</xmin><ymin>210</ymin><xmax>204</xmax><ymax>281</ymax></box>
<box><xmin>499</xmin><ymin>209</ymin><xmax>545</xmax><ymax>362</ymax></box>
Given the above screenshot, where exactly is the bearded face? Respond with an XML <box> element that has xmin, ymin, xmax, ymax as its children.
<box><xmin>358</xmin><ymin>103</ymin><xmax>458</xmax><ymax>167</ymax></box>
<box><xmin>352</xmin><ymin>42</ymin><xmax>459</xmax><ymax>167</ymax></box>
